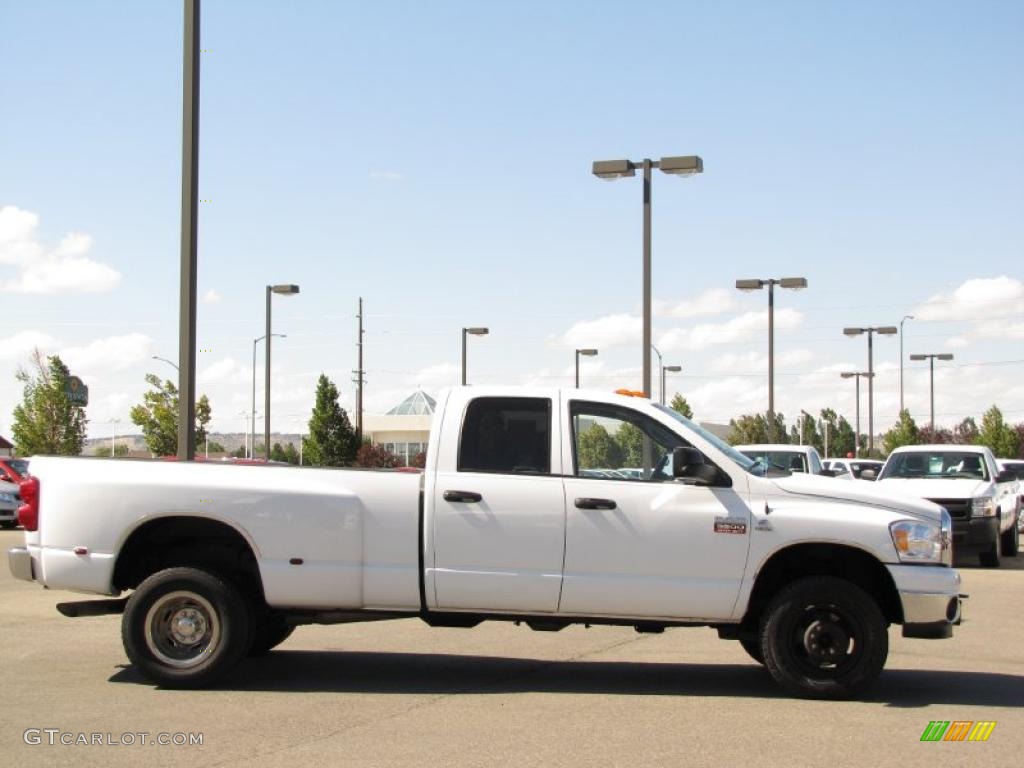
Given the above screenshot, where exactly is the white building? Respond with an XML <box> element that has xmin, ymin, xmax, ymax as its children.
<box><xmin>362</xmin><ymin>390</ymin><xmax>435</xmax><ymax>465</ymax></box>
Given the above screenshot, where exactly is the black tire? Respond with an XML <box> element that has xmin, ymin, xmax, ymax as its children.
<box><xmin>1001</xmin><ymin>518</ymin><xmax>1019</xmax><ymax>557</ymax></box>
<box><xmin>248</xmin><ymin>612</ymin><xmax>295</xmax><ymax>656</ymax></box>
<box><xmin>738</xmin><ymin>636</ymin><xmax>765</xmax><ymax>665</ymax></box>
<box><xmin>760</xmin><ymin>576</ymin><xmax>888</xmax><ymax>700</ymax></box>
<box><xmin>979</xmin><ymin>537</ymin><xmax>1001</xmax><ymax>567</ymax></box>
<box><xmin>122</xmin><ymin>567</ymin><xmax>251</xmax><ymax>688</ymax></box>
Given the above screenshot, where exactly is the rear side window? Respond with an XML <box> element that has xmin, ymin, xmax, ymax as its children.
<box><xmin>458</xmin><ymin>397</ymin><xmax>551</xmax><ymax>475</ymax></box>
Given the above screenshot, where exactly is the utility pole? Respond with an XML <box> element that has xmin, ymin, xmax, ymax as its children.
<box><xmin>354</xmin><ymin>297</ymin><xmax>365</xmax><ymax>441</ymax></box>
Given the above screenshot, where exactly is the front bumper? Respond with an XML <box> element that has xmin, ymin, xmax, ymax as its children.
<box><xmin>952</xmin><ymin>516</ymin><xmax>998</xmax><ymax>554</ymax></box>
<box><xmin>8</xmin><ymin>546</ymin><xmax>35</xmax><ymax>582</ymax></box>
<box><xmin>887</xmin><ymin>564</ymin><xmax>962</xmax><ymax>639</ymax></box>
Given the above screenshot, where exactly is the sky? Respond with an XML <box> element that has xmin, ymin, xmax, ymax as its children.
<box><xmin>1</xmin><ymin>0</ymin><xmax>1022</xmax><ymax>444</ymax></box>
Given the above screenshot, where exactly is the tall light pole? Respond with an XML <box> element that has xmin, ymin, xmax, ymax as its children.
<box><xmin>461</xmin><ymin>327</ymin><xmax>489</xmax><ymax>385</ymax></box>
<box><xmin>736</xmin><ymin>277</ymin><xmax>808</xmax><ymax>437</ymax></box>
<box><xmin>909</xmin><ymin>353</ymin><xmax>954</xmax><ymax>432</ymax></box>
<box><xmin>265</xmin><ymin>284</ymin><xmax>300</xmax><ymax>460</ymax></box>
<box><xmin>899</xmin><ymin>315</ymin><xmax>914</xmax><ymax>413</ymax></box>
<box><xmin>593</xmin><ymin>155</ymin><xmax>703</xmax><ymax>397</ymax></box>
<box><xmin>841</xmin><ymin>371</ymin><xmax>874</xmax><ymax>457</ymax></box>
<box><xmin>575</xmin><ymin>348</ymin><xmax>598</xmax><ymax>388</ymax></box>
<box><xmin>661</xmin><ymin>365</ymin><xmax>681</xmax><ymax>405</ymax></box>
<box><xmin>843</xmin><ymin>326</ymin><xmax>896</xmax><ymax>455</ymax></box>
<box><xmin>253</xmin><ymin>333</ymin><xmax>286</xmax><ymax>459</ymax></box>
<box><xmin>177</xmin><ymin>0</ymin><xmax>200</xmax><ymax>462</ymax></box>
<box><xmin>107</xmin><ymin>417</ymin><xmax>121</xmax><ymax>457</ymax></box>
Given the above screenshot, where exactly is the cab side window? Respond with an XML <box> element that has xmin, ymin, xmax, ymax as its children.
<box><xmin>458</xmin><ymin>397</ymin><xmax>551</xmax><ymax>475</ymax></box>
<box><xmin>570</xmin><ymin>401</ymin><xmax>686</xmax><ymax>481</ymax></box>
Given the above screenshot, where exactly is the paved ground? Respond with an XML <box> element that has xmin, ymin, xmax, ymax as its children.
<box><xmin>0</xmin><ymin>527</ymin><xmax>1021</xmax><ymax>767</ymax></box>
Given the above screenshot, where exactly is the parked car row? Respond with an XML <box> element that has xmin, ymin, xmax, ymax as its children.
<box><xmin>0</xmin><ymin>458</ymin><xmax>30</xmax><ymax>529</ymax></box>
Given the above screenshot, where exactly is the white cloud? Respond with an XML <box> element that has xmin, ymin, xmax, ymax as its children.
<box><xmin>370</xmin><ymin>170</ymin><xmax>404</xmax><ymax>181</ymax></box>
<box><xmin>0</xmin><ymin>330</ymin><xmax>60</xmax><ymax>361</ymax></box>
<box><xmin>60</xmin><ymin>333</ymin><xmax>153</xmax><ymax>374</ymax></box>
<box><xmin>657</xmin><ymin>308</ymin><xmax>803</xmax><ymax>352</ymax></box>
<box><xmin>708</xmin><ymin>349</ymin><xmax>812</xmax><ymax>375</ymax></box>
<box><xmin>913</xmin><ymin>276</ymin><xmax>1024</xmax><ymax>323</ymax></box>
<box><xmin>198</xmin><ymin>357</ymin><xmax>248</xmax><ymax>386</ymax></box>
<box><xmin>656</xmin><ymin>288</ymin><xmax>737</xmax><ymax>319</ymax></box>
<box><xmin>203</xmin><ymin>289</ymin><xmax>222</xmax><ymax>304</ymax></box>
<box><xmin>946</xmin><ymin>336</ymin><xmax>969</xmax><ymax>349</ymax></box>
<box><xmin>556</xmin><ymin>313</ymin><xmax>641</xmax><ymax>349</ymax></box>
<box><xmin>0</xmin><ymin>206</ymin><xmax>121</xmax><ymax>294</ymax></box>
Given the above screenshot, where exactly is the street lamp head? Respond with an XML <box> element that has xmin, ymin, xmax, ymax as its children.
<box><xmin>909</xmin><ymin>354</ymin><xmax>927</xmax><ymax>361</ymax></box>
<box><xmin>937</xmin><ymin>353</ymin><xmax>954</xmax><ymax>361</ymax></box>
<box><xmin>465</xmin><ymin>327</ymin><xmax>489</xmax><ymax>336</ymax></box>
<box><xmin>840</xmin><ymin>372</ymin><xmax>856</xmax><ymax>378</ymax></box>
<box><xmin>577</xmin><ymin>348</ymin><xmax>598</xmax><ymax>357</ymax></box>
<box><xmin>877</xmin><ymin>326</ymin><xmax>898</xmax><ymax>335</ymax></box>
<box><xmin>779</xmin><ymin>277</ymin><xmax>808</xmax><ymax>290</ymax></box>
<box><xmin>592</xmin><ymin>159</ymin><xmax>636</xmax><ymax>180</ymax></box>
<box><xmin>271</xmin><ymin>284</ymin><xmax>300</xmax><ymax>295</ymax></box>
<box><xmin>664</xmin><ymin>365</ymin><xmax>682</xmax><ymax>372</ymax></box>
<box><xmin>658</xmin><ymin>155</ymin><xmax>703</xmax><ymax>177</ymax></box>
<box><xmin>735</xmin><ymin>279</ymin><xmax>765</xmax><ymax>291</ymax></box>
<box><xmin>843</xmin><ymin>327</ymin><xmax>865</xmax><ymax>336</ymax></box>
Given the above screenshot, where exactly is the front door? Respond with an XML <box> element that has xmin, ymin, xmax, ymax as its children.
<box><xmin>429</xmin><ymin>395</ymin><xmax>566</xmax><ymax>613</ymax></box>
<box><xmin>559</xmin><ymin>400</ymin><xmax>751</xmax><ymax>620</ymax></box>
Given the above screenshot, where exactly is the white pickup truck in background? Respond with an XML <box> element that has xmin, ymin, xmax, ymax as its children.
<box><xmin>9</xmin><ymin>387</ymin><xmax>962</xmax><ymax>699</ymax></box>
<box><xmin>876</xmin><ymin>444</ymin><xmax>1019</xmax><ymax>566</ymax></box>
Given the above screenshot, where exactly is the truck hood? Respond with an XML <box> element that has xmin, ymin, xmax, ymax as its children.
<box><xmin>875</xmin><ymin>477</ymin><xmax>990</xmax><ymax>500</ymax></box>
<box><xmin>770</xmin><ymin>473</ymin><xmax>943</xmax><ymax>522</ymax></box>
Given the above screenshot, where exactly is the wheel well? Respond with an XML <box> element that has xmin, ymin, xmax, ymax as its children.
<box><xmin>741</xmin><ymin>543</ymin><xmax>903</xmax><ymax>632</ymax></box>
<box><xmin>113</xmin><ymin>517</ymin><xmax>264</xmax><ymax>604</ymax></box>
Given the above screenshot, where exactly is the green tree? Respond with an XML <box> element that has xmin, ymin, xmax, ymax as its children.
<box><xmin>883</xmin><ymin>409</ymin><xmax>920</xmax><ymax>455</ymax></box>
<box><xmin>577</xmin><ymin>424</ymin><xmax>623</xmax><ymax>469</ymax></box>
<box><xmin>206</xmin><ymin>440</ymin><xmax>226</xmax><ymax>454</ymax></box>
<box><xmin>283</xmin><ymin>442</ymin><xmax>300</xmax><ymax>465</ymax></box>
<box><xmin>270</xmin><ymin>442</ymin><xmax>288</xmax><ymax>462</ymax></box>
<box><xmin>304</xmin><ymin>374</ymin><xmax>359</xmax><ymax>467</ymax></box>
<box><xmin>614</xmin><ymin>422</ymin><xmax>644</xmax><ymax>466</ymax></box>
<box><xmin>953</xmin><ymin>417</ymin><xmax>978</xmax><ymax>445</ymax></box>
<box><xmin>93</xmin><ymin>443</ymin><xmax>129</xmax><ymax>457</ymax></box>
<box><xmin>12</xmin><ymin>351</ymin><xmax>88</xmax><ymax>456</ymax></box>
<box><xmin>669</xmin><ymin>393</ymin><xmax>693</xmax><ymax>420</ymax></box>
<box><xmin>129</xmin><ymin>374</ymin><xmax>212</xmax><ymax>456</ymax></box>
<box><xmin>728</xmin><ymin>411</ymin><xmax>787</xmax><ymax>445</ymax></box>
<box><xmin>818</xmin><ymin>408</ymin><xmax>855</xmax><ymax>457</ymax></box>
<box><xmin>976</xmin><ymin>405</ymin><xmax>1019</xmax><ymax>458</ymax></box>
<box><xmin>789</xmin><ymin>411</ymin><xmax>822</xmax><ymax>454</ymax></box>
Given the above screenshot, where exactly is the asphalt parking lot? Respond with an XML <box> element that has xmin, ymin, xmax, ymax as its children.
<box><xmin>0</xmin><ymin>527</ymin><xmax>1021</xmax><ymax>767</ymax></box>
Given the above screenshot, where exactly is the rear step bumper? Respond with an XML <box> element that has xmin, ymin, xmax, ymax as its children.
<box><xmin>7</xmin><ymin>546</ymin><xmax>34</xmax><ymax>583</ymax></box>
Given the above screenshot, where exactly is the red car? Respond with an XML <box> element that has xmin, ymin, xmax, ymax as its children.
<box><xmin>0</xmin><ymin>457</ymin><xmax>30</xmax><ymax>484</ymax></box>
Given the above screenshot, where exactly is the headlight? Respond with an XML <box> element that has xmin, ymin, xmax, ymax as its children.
<box><xmin>971</xmin><ymin>496</ymin><xmax>996</xmax><ymax>517</ymax></box>
<box><xmin>890</xmin><ymin>519</ymin><xmax>943</xmax><ymax>563</ymax></box>
<box><xmin>0</xmin><ymin>492</ymin><xmax>16</xmax><ymax>503</ymax></box>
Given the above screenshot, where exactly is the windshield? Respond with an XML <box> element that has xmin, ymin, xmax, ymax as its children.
<box><xmin>880</xmin><ymin>451</ymin><xmax>989</xmax><ymax>481</ymax></box>
<box><xmin>8</xmin><ymin>459</ymin><xmax>29</xmax><ymax>476</ymax></box>
<box><xmin>653</xmin><ymin>405</ymin><xmax>763</xmax><ymax>475</ymax></box>
<box><xmin>739</xmin><ymin>449</ymin><xmax>808</xmax><ymax>473</ymax></box>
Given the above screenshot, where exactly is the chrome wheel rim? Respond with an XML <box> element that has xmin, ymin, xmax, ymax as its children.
<box><xmin>144</xmin><ymin>591</ymin><xmax>221</xmax><ymax>668</ymax></box>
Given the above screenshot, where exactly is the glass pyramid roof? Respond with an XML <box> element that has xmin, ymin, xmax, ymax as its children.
<box><xmin>387</xmin><ymin>390</ymin><xmax>437</xmax><ymax>416</ymax></box>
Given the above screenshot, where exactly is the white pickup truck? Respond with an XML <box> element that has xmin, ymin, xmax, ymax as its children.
<box><xmin>8</xmin><ymin>387</ymin><xmax>962</xmax><ymax>699</ymax></box>
<box><xmin>876</xmin><ymin>444</ymin><xmax>1020</xmax><ymax>566</ymax></box>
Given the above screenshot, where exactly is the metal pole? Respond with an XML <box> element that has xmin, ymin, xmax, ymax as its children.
<box><xmin>264</xmin><ymin>285</ymin><xmax>271</xmax><ymax>461</ymax></box>
<box><xmin>867</xmin><ymin>331</ymin><xmax>875</xmax><ymax>455</ymax></box>
<box><xmin>461</xmin><ymin>328</ymin><xmax>467</xmax><ymax>386</ymax></box>
<box><xmin>929</xmin><ymin>356</ymin><xmax>935</xmax><ymax>432</ymax></box>
<box><xmin>575</xmin><ymin>349</ymin><xmax>580</xmax><ymax>389</ymax></box>
<box><xmin>177</xmin><ymin>0</ymin><xmax>200</xmax><ymax>461</ymax></box>
<box><xmin>356</xmin><ymin>297</ymin><xmax>364</xmax><ymax>441</ymax></box>
<box><xmin>899</xmin><ymin>321</ymin><xmax>905</xmax><ymax>413</ymax></box>
<box><xmin>642</xmin><ymin>159</ymin><xmax>652</xmax><ymax>398</ymax></box>
<box><xmin>661</xmin><ymin>366</ymin><xmax>667</xmax><ymax>405</ymax></box>
<box><xmin>768</xmin><ymin>280</ymin><xmax>775</xmax><ymax>428</ymax></box>
<box><xmin>251</xmin><ymin>337</ymin><xmax>257</xmax><ymax>459</ymax></box>
<box><xmin>855</xmin><ymin>376</ymin><xmax>861</xmax><ymax>458</ymax></box>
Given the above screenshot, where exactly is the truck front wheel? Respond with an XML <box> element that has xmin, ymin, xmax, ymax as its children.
<box><xmin>760</xmin><ymin>576</ymin><xmax>888</xmax><ymax>699</ymax></box>
<box><xmin>122</xmin><ymin>567</ymin><xmax>251</xmax><ymax>688</ymax></box>
<box><xmin>1000</xmin><ymin>518</ymin><xmax>1019</xmax><ymax>557</ymax></box>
